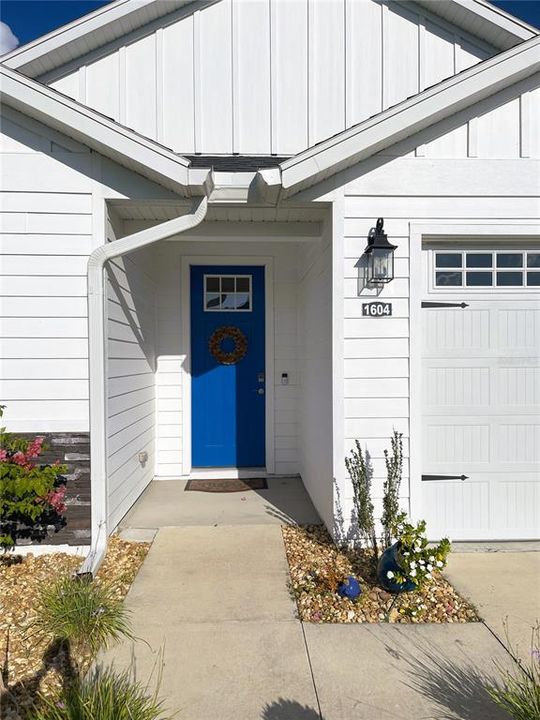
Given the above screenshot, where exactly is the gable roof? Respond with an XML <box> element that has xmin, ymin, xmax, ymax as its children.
<box><xmin>0</xmin><ymin>65</ymin><xmax>212</xmax><ymax>197</ymax></box>
<box><xmin>256</xmin><ymin>33</ymin><xmax>540</xmax><ymax>200</ymax></box>
<box><xmin>1</xmin><ymin>0</ymin><xmax>536</xmax><ymax>80</ymax></box>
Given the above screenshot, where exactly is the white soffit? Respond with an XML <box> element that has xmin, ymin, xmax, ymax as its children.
<box><xmin>411</xmin><ymin>0</ymin><xmax>537</xmax><ymax>50</ymax></box>
<box><xmin>0</xmin><ymin>66</ymin><xmax>212</xmax><ymax>197</ymax></box>
<box><xmin>273</xmin><ymin>34</ymin><xmax>540</xmax><ymax>198</ymax></box>
<box><xmin>0</xmin><ymin>0</ymin><xmax>194</xmax><ymax>78</ymax></box>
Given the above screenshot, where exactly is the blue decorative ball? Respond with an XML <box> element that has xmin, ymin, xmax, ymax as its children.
<box><xmin>337</xmin><ymin>575</ymin><xmax>362</xmax><ymax>599</ymax></box>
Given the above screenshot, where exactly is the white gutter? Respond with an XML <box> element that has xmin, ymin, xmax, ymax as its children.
<box><xmin>79</xmin><ymin>196</ymin><xmax>208</xmax><ymax>577</ymax></box>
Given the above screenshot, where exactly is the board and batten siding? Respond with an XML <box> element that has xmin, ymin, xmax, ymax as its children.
<box><xmin>336</xmin><ymin>79</ymin><xmax>540</xmax><ymax>531</ymax></box>
<box><xmin>106</xmin><ymin>244</ymin><xmax>157</xmax><ymax>531</ymax></box>
<box><xmin>0</xmin><ymin>110</ymin><xmax>93</xmax><ymax>431</ymax></box>
<box><xmin>46</xmin><ymin>0</ymin><xmax>491</xmax><ymax>156</ymax></box>
<box><xmin>151</xmin><ymin>237</ymin><xmax>303</xmax><ymax>478</ymax></box>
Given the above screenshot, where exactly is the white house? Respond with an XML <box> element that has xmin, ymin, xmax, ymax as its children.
<box><xmin>0</xmin><ymin>0</ymin><xmax>539</xmax><ymax>572</ymax></box>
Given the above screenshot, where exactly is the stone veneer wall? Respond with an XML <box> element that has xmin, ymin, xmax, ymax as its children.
<box><xmin>16</xmin><ymin>432</ymin><xmax>91</xmax><ymax>546</ymax></box>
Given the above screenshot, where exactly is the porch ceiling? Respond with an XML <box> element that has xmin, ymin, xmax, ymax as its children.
<box><xmin>108</xmin><ymin>200</ymin><xmax>327</xmax><ymax>224</ymax></box>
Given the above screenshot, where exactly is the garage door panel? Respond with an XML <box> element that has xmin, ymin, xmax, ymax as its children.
<box><xmin>423</xmin><ymin>308</ymin><xmax>490</xmax><ymax>351</ymax></box>
<box><xmin>498</xmin><ymin>308</ymin><xmax>540</xmax><ymax>350</ymax></box>
<box><xmin>424</xmin><ymin>422</ymin><xmax>490</xmax><ymax>463</ymax></box>
<box><xmin>423</xmin><ymin>481</ymin><xmax>490</xmax><ymax>539</ymax></box>
<box><xmin>421</xmin><ymin>245</ymin><xmax>540</xmax><ymax>540</ymax></box>
<box><xmin>498</xmin><ymin>367</ymin><xmax>540</xmax><ymax>405</ymax></box>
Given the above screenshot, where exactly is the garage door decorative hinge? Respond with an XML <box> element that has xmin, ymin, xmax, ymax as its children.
<box><xmin>421</xmin><ymin>474</ymin><xmax>469</xmax><ymax>482</ymax></box>
<box><xmin>421</xmin><ymin>301</ymin><xmax>469</xmax><ymax>308</ymax></box>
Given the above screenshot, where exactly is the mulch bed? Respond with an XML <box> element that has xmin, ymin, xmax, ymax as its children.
<box><xmin>0</xmin><ymin>536</ymin><xmax>149</xmax><ymax>719</ymax></box>
<box><xmin>282</xmin><ymin>524</ymin><xmax>479</xmax><ymax>624</ymax></box>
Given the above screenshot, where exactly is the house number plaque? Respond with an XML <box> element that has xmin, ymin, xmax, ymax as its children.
<box><xmin>362</xmin><ymin>301</ymin><xmax>392</xmax><ymax>317</ymax></box>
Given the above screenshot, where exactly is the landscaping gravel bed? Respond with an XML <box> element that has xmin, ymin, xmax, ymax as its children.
<box><xmin>0</xmin><ymin>536</ymin><xmax>149</xmax><ymax>718</ymax></box>
<box><xmin>282</xmin><ymin>524</ymin><xmax>479</xmax><ymax>624</ymax></box>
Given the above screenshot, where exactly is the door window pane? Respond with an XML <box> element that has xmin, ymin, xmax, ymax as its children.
<box><xmin>497</xmin><ymin>253</ymin><xmax>522</xmax><ymax>268</ymax></box>
<box><xmin>527</xmin><ymin>272</ymin><xmax>540</xmax><ymax>286</ymax></box>
<box><xmin>204</xmin><ymin>275</ymin><xmax>252</xmax><ymax>311</ymax></box>
<box><xmin>527</xmin><ymin>253</ymin><xmax>540</xmax><ymax>268</ymax></box>
<box><xmin>466</xmin><ymin>271</ymin><xmax>492</xmax><ymax>286</ymax></box>
<box><xmin>466</xmin><ymin>253</ymin><xmax>492</xmax><ymax>268</ymax></box>
<box><xmin>496</xmin><ymin>271</ymin><xmax>523</xmax><ymax>286</ymax></box>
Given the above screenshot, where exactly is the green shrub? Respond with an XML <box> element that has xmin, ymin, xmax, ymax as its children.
<box><xmin>31</xmin><ymin>575</ymin><xmax>134</xmax><ymax>659</ymax></box>
<box><xmin>33</xmin><ymin>665</ymin><xmax>173</xmax><ymax>720</ymax></box>
<box><xmin>381</xmin><ymin>430</ymin><xmax>403</xmax><ymax>548</ymax></box>
<box><xmin>0</xmin><ymin>405</ymin><xmax>67</xmax><ymax>550</ymax></box>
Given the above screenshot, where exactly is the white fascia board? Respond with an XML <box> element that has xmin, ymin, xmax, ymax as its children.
<box><xmin>0</xmin><ymin>66</ymin><xmax>212</xmax><ymax>197</ymax></box>
<box><xmin>278</xmin><ymin>35</ymin><xmax>540</xmax><ymax>195</ymax></box>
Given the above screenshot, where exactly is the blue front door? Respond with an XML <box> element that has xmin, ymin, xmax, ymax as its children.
<box><xmin>191</xmin><ymin>265</ymin><xmax>266</xmax><ymax>467</ymax></box>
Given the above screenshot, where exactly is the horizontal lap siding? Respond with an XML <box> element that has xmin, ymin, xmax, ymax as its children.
<box><xmin>154</xmin><ymin>239</ymin><xmax>300</xmax><ymax>477</ymax></box>
<box><xmin>0</xmin><ymin>187</ymin><xmax>92</xmax><ymax>432</ymax></box>
<box><xmin>106</xmin><ymin>249</ymin><xmax>156</xmax><ymax>530</ymax></box>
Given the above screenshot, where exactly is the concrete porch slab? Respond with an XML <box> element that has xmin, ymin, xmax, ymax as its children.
<box><xmin>123</xmin><ymin>525</ymin><xmax>297</xmax><ymax>622</ymax></box>
<box><xmin>119</xmin><ymin>476</ymin><xmax>321</xmax><ymax>530</ymax></box>
<box><xmin>445</xmin><ymin>551</ymin><xmax>540</xmax><ymax>659</ymax></box>
<box><xmin>304</xmin><ymin>623</ymin><xmax>514</xmax><ymax>720</ymax></box>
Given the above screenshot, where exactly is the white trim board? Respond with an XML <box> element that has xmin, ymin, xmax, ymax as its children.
<box><xmin>260</xmin><ymin>35</ymin><xmax>540</xmax><ymax>198</ymax></box>
<box><xmin>180</xmin><ymin>255</ymin><xmax>275</xmax><ymax>475</ymax></box>
<box><xmin>408</xmin><ymin>220</ymin><xmax>540</xmax><ymax>525</ymax></box>
<box><xmin>0</xmin><ymin>66</ymin><xmax>212</xmax><ymax>197</ymax></box>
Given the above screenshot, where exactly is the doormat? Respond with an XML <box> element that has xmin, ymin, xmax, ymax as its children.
<box><xmin>184</xmin><ymin>478</ymin><xmax>268</xmax><ymax>493</ymax></box>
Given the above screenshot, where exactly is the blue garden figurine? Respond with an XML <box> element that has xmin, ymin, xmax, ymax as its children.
<box><xmin>337</xmin><ymin>575</ymin><xmax>362</xmax><ymax>599</ymax></box>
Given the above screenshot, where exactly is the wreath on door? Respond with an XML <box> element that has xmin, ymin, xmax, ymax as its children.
<box><xmin>209</xmin><ymin>326</ymin><xmax>248</xmax><ymax>365</ymax></box>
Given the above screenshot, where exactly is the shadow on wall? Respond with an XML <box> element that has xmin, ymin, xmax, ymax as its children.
<box><xmin>333</xmin><ymin>449</ymin><xmax>375</xmax><ymax>547</ymax></box>
<box><xmin>261</xmin><ymin>698</ymin><xmax>323</xmax><ymax>719</ymax></box>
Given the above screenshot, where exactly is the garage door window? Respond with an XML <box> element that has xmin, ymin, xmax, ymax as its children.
<box><xmin>435</xmin><ymin>251</ymin><xmax>540</xmax><ymax>288</ymax></box>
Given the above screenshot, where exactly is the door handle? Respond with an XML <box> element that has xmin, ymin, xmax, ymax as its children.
<box><xmin>421</xmin><ymin>474</ymin><xmax>469</xmax><ymax>482</ymax></box>
<box><xmin>255</xmin><ymin>388</ymin><xmax>265</xmax><ymax>395</ymax></box>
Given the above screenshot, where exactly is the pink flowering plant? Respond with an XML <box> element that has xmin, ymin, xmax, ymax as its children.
<box><xmin>387</xmin><ymin>513</ymin><xmax>451</xmax><ymax>590</ymax></box>
<box><xmin>0</xmin><ymin>406</ymin><xmax>67</xmax><ymax>550</ymax></box>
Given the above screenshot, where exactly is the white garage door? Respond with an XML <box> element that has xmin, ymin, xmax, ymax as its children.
<box><xmin>422</xmin><ymin>247</ymin><xmax>540</xmax><ymax>540</ymax></box>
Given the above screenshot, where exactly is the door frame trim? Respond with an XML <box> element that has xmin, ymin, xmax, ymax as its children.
<box><xmin>181</xmin><ymin>255</ymin><xmax>275</xmax><ymax>474</ymax></box>
<box><xmin>409</xmin><ymin>221</ymin><xmax>540</xmax><ymax>528</ymax></box>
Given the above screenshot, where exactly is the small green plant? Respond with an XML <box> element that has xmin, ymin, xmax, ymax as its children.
<box><xmin>33</xmin><ymin>664</ymin><xmax>173</xmax><ymax>720</ymax></box>
<box><xmin>0</xmin><ymin>405</ymin><xmax>67</xmax><ymax>550</ymax></box>
<box><xmin>487</xmin><ymin>626</ymin><xmax>540</xmax><ymax>720</ymax></box>
<box><xmin>345</xmin><ymin>440</ymin><xmax>378</xmax><ymax>563</ymax></box>
<box><xmin>30</xmin><ymin>575</ymin><xmax>134</xmax><ymax>663</ymax></box>
<box><xmin>381</xmin><ymin>430</ymin><xmax>403</xmax><ymax>548</ymax></box>
<box><xmin>386</xmin><ymin>513</ymin><xmax>451</xmax><ymax>590</ymax></box>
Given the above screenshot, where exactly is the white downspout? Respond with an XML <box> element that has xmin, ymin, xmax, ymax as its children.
<box><xmin>79</xmin><ymin>196</ymin><xmax>208</xmax><ymax>576</ymax></box>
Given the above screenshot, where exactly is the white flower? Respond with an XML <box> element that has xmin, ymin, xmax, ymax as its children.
<box><xmin>411</xmin><ymin>610</ymin><xmax>417</xmax><ymax>615</ymax></box>
<box><xmin>403</xmin><ymin>552</ymin><xmax>409</xmax><ymax>557</ymax></box>
<box><xmin>410</xmin><ymin>561</ymin><xmax>417</xmax><ymax>569</ymax></box>
<box><xmin>419</xmin><ymin>559</ymin><xmax>425</xmax><ymax>566</ymax></box>
<box><xmin>436</xmin><ymin>560</ymin><xmax>444</xmax><ymax>568</ymax></box>
<box><xmin>410</xmin><ymin>569</ymin><xmax>417</xmax><ymax>577</ymax></box>
<box><xmin>427</xmin><ymin>564</ymin><xmax>433</xmax><ymax>572</ymax></box>
<box><xmin>386</xmin><ymin>570</ymin><xmax>395</xmax><ymax>579</ymax></box>
<box><xmin>415</xmin><ymin>542</ymin><xmax>422</xmax><ymax>551</ymax></box>
<box><xmin>429</xmin><ymin>555</ymin><xmax>435</xmax><ymax>562</ymax></box>
<box><xmin>426</xmin><ymin>572</ymin><xmax>432</xmax><ymax>579</ymax></box>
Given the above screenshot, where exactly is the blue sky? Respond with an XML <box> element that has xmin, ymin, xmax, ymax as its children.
<box><xmin>0</xmin><ymin>0</ymin><xmax>539</xmax><ymax>55</ymax></box>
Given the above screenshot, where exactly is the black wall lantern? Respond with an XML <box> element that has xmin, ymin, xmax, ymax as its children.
<box><xmin>363</xmin><ymin>218</ymin><xmax>397</xmax><ymax>284</ymax></box>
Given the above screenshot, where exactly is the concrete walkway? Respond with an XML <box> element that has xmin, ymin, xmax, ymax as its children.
<box><xmin>445</xmin><ymin>550</ymin><xmax>540</xmax><ymax>660</ymax></box>
<box><xmin>104</xmin><ymin>522</ymin><xmax>519</xmax><ymax>720</ymax></box>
